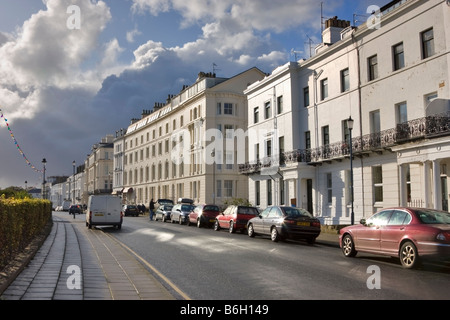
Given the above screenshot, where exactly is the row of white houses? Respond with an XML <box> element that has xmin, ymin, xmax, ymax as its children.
<box><xmin>242</xmin><ymin>0</ymin><xmax>450</xmax><ymax>224</ymax></box>
<box><xmin>52</xmin><ymin>0</ymin><xmax>450</xmax><ymax>225</ymax></box>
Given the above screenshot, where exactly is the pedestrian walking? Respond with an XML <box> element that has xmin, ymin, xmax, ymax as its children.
<box><xmin>149</xmin><ymin>199</ymin><xmax>155</xmax><ymax>221</ymax></box>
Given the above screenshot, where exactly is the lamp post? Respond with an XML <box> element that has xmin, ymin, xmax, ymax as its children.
<box><xmin>211</xmin><ymin>149</ymin><xmax>215</xmax><ymax>205</ymax></box>
<box><xmin>72</xmin><ymin>161</ymin><xmax>76</xmax><ymax>205</ymax></box>
<box><xmin>347</xmin><ymin>117</ymin><xmax>354</xmax><ymax>225</ymax></box>
<box><xmin>42</xmin><ymin>158</ymin><xmax>47</xmax><ymax>200</ymax></box>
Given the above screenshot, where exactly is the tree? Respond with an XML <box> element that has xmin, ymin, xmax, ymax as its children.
<box><xmin>223</xmin><ymin>197</ymin><xmax>253</xmax><ymax>207</ymax></box>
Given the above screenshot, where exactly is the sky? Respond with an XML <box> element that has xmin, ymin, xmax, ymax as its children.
<box><xmin>0</xmin><ymin>0</ymin><xmax>388</xmax><ymax>189</ymax></box>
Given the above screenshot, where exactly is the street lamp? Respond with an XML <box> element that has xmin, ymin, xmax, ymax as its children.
<box><xmin>211</xmin><ymin>149</ymin><xmax>215</xmax><ymax>205</ymax></box>
<box><xmin>347</xmin><ymin>117</ymin><xmax>354</xmax><ymax>225</ymax></box>
<box><xmin>72</xmin><ymin>161</ymin><xmax>76</xmax><ymax>205</ymax></box>
<box><xmin>42</xmin><ymin>158</ymin><xmax>47</xmax><ymax>200</ymax></box>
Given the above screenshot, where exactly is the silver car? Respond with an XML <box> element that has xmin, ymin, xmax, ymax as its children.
<box><xmin>247</xmin><ymin>206</ymin><xmax>321</xmax><ymax>243</ymax></box>
<box><xmin>155</xmin><ymin>204</ymin><xmax>174</xmax><ymax>222</ymax></box>
<box><xmin>170</xmin><ymin>204</ymin><xmax>195</xmax><ymax>225</ymax></box>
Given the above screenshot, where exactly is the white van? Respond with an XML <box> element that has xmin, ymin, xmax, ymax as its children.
<box><xmin>86</xmin><ymin>195</ymin><xmax>123</xmax><ymax>229</ymax></box>
<box><xmin>62</xmin><ymin>200</ymin><xmax>71</xmax><ymax>211</ymax></box>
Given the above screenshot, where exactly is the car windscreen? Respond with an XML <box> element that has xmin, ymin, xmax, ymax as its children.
<box><xmin>417</xmin><ymin>209</ymin><xmax>450</xmax><ymax>224</ymax></box>
<box><xmin>163</xmin><ymin>205</ymin><xmax>173</xmax><ymax>211</ymax></box>
<box><xmin>237</xmin><ymin>207</ymin><xmax>259</xmax><ymax>215</ymax></box>
<box><xmin>181</xmin><ymin>205</ymin><xmax>195</xmax><ymax>212</ymax></box>
<box><xmin>204</xmin><ymin>205</ymin><xmax>219</xmax><ymax>211</ymax></box>
<box><xmin>281</xmin><ymin>207</ymin><xmax>313</xmax><ymax>218</ymax></box>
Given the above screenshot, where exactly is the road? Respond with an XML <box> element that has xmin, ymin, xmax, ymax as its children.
<box><xmin>100</xmin><ymin>214</ymin><xmax>450</xmax><ymax>300</ymax></box>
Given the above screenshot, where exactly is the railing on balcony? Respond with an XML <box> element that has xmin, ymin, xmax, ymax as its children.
<box><xmin>239</xmin><ymin>112</ymin><xmax>449</xmax><ymax>174</ymax></box>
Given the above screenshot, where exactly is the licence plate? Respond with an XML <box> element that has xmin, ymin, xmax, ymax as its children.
<box><xmin>297</xmin><ymin>221</ymin><xmax>310</xmax><ymax>226</ymax></box>
<box><xmin>209</xmin><ymin>219</ymin><xmax>215</xmax><ymax>222</ymax></box>
<box><xmin>94</xmin><ymin>213</ymin><xmax>104</xmax><ymax>216</ymax></box>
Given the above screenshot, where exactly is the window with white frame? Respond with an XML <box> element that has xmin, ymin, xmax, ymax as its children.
<box><xmin>421</xmin><ymin>28</ymin><xmax>434</xmax><ymax>59</ymax></box>
<box><xmin>326</xmin><ymin>173</ymin><xmax>332</xmax><ymax>204</ymax></box>
<box><xmin>224</xmin><ymin>180</ymin><xmax>233</xmax><ymax>197</ymax></box>
<box><xmin>370</xmin><ymin>110</ymin><xmax>381</xmax><ymax>133</ymax></box>
<box><xmin>224</xmin><ymin>103</ymin><xmax>233</xmax><ymax>115</ymax></box>
<box><xmin>396</xmin><ymin>102</ymin><xmax>408</xmax><ymax>124</ymax></box>
<box><xmin>373</xmin><ymin>166</ymin><xmax>383</xmax><ymax>203</ymax></box>
<box><xmin>265</xmin><ymin>101</ymin><xmax>271</xmax><ymax>119</ymax></box>
<box><xmin>216</xmin><ymin>180</ymin><xmax>222</xmax><ymax>198</ymax></box>
<box><xmin>341</xmin><ymin>68</ymin><xmax>350</xmax><ymax>92</ymax></box>
<box><xmin>255</xmin><ymin>181</ymin><xmax>260</xmax><ymax>206</ymax></box>
<box><xmin>321</xmin><ymin>78</ymin><xmax>328</xmax><ymax>100</ymax></box>
<box><xmin>277</xmin><ymin>96</ymin><xmax>283</xmax><ymax>114</ymax></box>
<box><xmin>303</xmin><ymin>86</ymin><xmax>310</xmax><ymax>107</ymax></box>
<box><xmin>267</xmin><ymin>179</ymin><xmax>272</xmax><ymax>205</ymax></box>
<box><xmin>393</xmin><ymin>42</ymin><xmax>405</xmax><ymax>71</ymax></box>
<box><xmin>254</xmin><ymin>107</ymin><xmax>259</xmax><ymax>123</ymax></box>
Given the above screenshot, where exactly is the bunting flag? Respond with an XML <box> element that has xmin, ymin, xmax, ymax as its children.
<box><xmin>0</xmin><ymin>107</ymin><xmax>43</xmax><ymax>174</ymax></box>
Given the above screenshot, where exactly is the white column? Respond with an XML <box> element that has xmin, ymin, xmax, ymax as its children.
<box><xmin>432</xmin><ymin>159</ymin><xmax>442</xmax><ymax>210</ymax></box>
<box><xmin>296</xmin><ymin>178</ymin><xmax>301</xmax><ymax>208</ymax></box>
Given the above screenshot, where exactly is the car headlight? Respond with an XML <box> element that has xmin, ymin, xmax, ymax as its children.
<box><xmin>436</xmin><ymin>233</ymin><xmax>446</xmax><ymax>241</ymax></box>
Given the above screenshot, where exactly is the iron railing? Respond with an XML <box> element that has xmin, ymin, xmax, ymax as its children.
<box><xmin>239</xmin><ymin>112</ymin><xmax>449</xmax><ymax>174</ymax></box>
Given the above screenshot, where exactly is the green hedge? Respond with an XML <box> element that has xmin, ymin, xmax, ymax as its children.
<box><xmin>0</xmin><ymin>198</ymin><xmax>52</xmax><ymax>269</ymax></box>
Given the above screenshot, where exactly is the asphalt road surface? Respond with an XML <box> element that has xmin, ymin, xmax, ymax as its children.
<box><xmin>99</xmin><ymin>214</ymin><xmax>450</xmax><ymax>300</ymax></box>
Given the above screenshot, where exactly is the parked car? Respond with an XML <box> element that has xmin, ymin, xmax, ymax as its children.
<box><xmin>177</xmin><ymin>198</ymin><xmax>194</xmax><ymax>204</ymax></box>
<box><xmin>170</xmin><ymin>203</ymin><xmax>196</xmax><ymax>225</ymax></box>
<box><xmin>214</xmin><ymin>205</ymin><xmax>259</xmax><ymax>233</ymax></box>
<box><xmin>69</xmin><ymin>204</ymin><xmax>82</xmax><ymax>215</ymax></box>
<box><xmin>339</xmin><ymin>207</ymin><xmax>450</xmax><ymax>269</ymax></box>
<box><xmin>155</xmin><ymin>204</ymin><xmax>174</xmax><ymax>222</ymax></box>
<box><xmin>123</xmin><ymin>204</ymin><xmax>140</xmax><ymax>217</ymax></box>
<box><xmin>156</xmin><ymin>198</ymin><xmax>174</xmax><ymax>209</ymax></box>
<box><xmin>188</xmin><ymin>204</ymin><xmax>221</xmax><ymax>228</ymax></box>
<box><xmin>247</xmin><ymin>206</ymin><xmax>321</xmax><ymax>243</ymax></box>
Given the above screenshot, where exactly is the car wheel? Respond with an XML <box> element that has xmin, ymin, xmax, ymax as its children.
<box><xmin>214</xmin><ymin>220</ymin><xmax>221</xmax><ymax>231</ymax></box>
<box><xmin>342</xmin><ymin>234</ymin><xmax>357</xmax><ymax>257</ymax></box>
<box><xmin>229</xmin><ymin>221</ymin><xmax>235</xmax><ymax>233</ymax></box>
<box><xmin>400</xmin><ymin>241</ymin><xmax>420</xmax><ymax>269</ymax></box>
<box><xmin>162</xmin><ymin>216</ymin><xmax>165</xmax><ymax>222</ymax></box>
<box><xmin>306</xmin><ymin>237</ymin><xmax>316</xmax><ymax>244</ymax></box>
<box><xmin>171</xmin><ymin>216</ymin><xmax>175</xmax><ymax>223</ymax></box>
<box><xmin>247</xmin><ymin>223</ymin><xmax>255</xmax><ymax>237</ymax></box>
<box><xmin>271</xmin><ymin>227</ymin><xmax>280</xmax><ymax>242</ymax></box>
<box><xmin>197</xmin><ymin>219</ymin><xmax>201</xmax><ymax>228</ymax></box>
<box><xmin>179</xmin><ymin>217</ymin><xmax>183</xmax><ymax>225</ymax></box>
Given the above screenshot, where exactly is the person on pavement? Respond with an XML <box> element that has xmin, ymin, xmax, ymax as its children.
<box><xmin>149</xmin><ymin>199</ymin><xmax>155</xmax><ymax>221</ymax></box>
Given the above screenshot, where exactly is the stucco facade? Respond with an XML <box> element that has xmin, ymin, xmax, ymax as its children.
<box><xmin>242</xmin><ymin>0</ymin><xmax>450</xmax><ymax>225</ymax></box>
<box><xmin>121</xmin><ymin>68</ymin><xmax>265</xmax><ymax>207</ymax></box>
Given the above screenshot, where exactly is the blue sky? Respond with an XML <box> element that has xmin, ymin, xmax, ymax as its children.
<box><xmin>0</xmin><ymin>0</ymin><xmax>387</xmax><ymax>188</ymax></box>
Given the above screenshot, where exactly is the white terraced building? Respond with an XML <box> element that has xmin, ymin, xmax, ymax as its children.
<box><xmin>120</xmin><ymin>68</ymin><xmax>265</xmax><ymax>207</ymax></box>
<box><xmin>241</xmin><ymin>0</ymin><xmax>450</xmax><ymax>225</ymax></box>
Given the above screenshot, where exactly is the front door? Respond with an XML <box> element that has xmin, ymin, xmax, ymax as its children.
<box><xmin>306</xmin><ymin>179</ymin><xmax>313</xmax><ymax>214</ymax></box>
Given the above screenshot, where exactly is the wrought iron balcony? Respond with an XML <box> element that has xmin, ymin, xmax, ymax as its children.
<box><xmin>239</xmin><ymin>112</ymin><xmax>449</xmax><ymax>174</ymax></box>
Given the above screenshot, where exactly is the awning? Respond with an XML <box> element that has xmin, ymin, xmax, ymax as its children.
<box><xmin>112</xmin><ymin>188</ymin><xmax>124</xmax><ymax>195</ymax></box>
<box><xmin>123</xmin><ymin>187</ymin><xmax>133</xmax><ymax>193</ymax></box>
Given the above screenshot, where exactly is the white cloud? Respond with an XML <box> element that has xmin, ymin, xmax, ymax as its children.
<box><xmin>0</xmin><ymin>0</ymin><xmax>331</xmax><ymax>188</ymax></box>
<box><xmin>126</xmin><ymin>27</ymin><xmax>142</xmax><ymax>43</ymax></box>
<box><xmin>131</xmin><ymin>0</ymin><xmax>171</xmax><ymax>15</ymax></box>
<box><xmin>0</xmin><ymin>0</ymin><xmax>112</xmax><ymax>120</ymax></box>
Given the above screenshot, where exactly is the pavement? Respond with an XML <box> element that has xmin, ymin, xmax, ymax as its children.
<box><xmin>0</xmin><ymin>213</ymin><xmax>340</xmax><ymax>301</ymax></box>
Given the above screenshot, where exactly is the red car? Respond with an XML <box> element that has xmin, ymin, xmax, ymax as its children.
<box><xmin>187</xmin><ymin>204</ymin><xmax>221</xmax><ymax>228</ymax></box>
<box><xmin>339</xmin><ymin>207</ymin><xmax>450</xmax><ymax>268</ymax></box>
<box><xmin>214</xmin><ymin>205</ymin><xmax>259</xmax><ymax>233</ymax></box>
